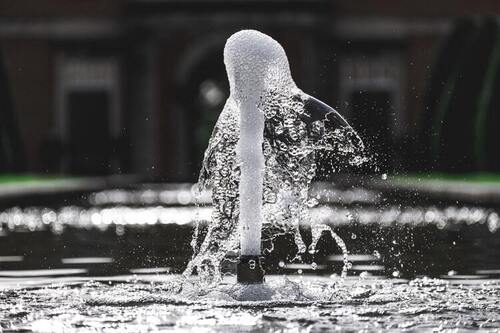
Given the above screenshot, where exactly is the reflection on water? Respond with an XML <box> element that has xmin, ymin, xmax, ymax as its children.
<box><xmin>0</xmin><ymin>183</ymin><xmax>499</xmax><ymax>331</ymax></box>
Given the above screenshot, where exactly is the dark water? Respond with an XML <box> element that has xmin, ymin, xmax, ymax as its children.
<box><xmin>1</xmin><ymin>182</ymin><xmax>500</xmax><ymax>332</ymax></box>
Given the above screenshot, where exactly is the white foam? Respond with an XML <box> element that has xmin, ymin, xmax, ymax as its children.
<box><xmin>224</xmin><ymin>30</ymin><xmax>296</xmax><ymax>256</ymax></box>
<box><xmin>224</xmin><ymin>30</ymin><xmax>295</xmax><ymax>103</ymax></box>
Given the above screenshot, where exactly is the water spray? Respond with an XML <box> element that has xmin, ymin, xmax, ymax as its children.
<box><xmin>188</xmin><ymin>30</ymin><xmax>364</xmax><ymax>285</ymax></box>
<box><xmin>223</xmin><ymin>30</ymin><xmax>291</xmax><ymax>284</ymax></box>
<box><xmin>236</xmin><ymin>97</ymin><xmax>266</xmax><ymax>284</ymax></box>
<box><xmin>225</xmin><ymin>30</ymin><xmax>356</xmax><ymax>284</ymax></box>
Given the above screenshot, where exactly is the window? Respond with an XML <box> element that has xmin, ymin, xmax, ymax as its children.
<box><xmin>55</xmin><ymin>56</ymin><xmax>121</xmax><ymax>175</ymax></box>
<box><xmin>338</xmin><ymin>53</ymin><xmax>403</xmax><ymax>169</ymax></box>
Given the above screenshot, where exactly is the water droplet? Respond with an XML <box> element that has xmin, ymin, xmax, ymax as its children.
<box><xmin>275</xmin><ymin>124</ymin><xmax>284</xmax><ymax>135</ymax></box>
<box><xmin>311</xmin><ymin>120</ymin><xmax>324</xmax><ymax>136</ymax></box>
<box><xmin>306</xmin><ymin>198</ymin><xmax>318</xmax><ymax>208</ymax></box>
<box><xmin>115</xmin><ymin>225</ymin><xmax>125</xmax><ymax>236</ymax></box>
<box><xmin>264</xmin><ymin>191</ymin><xmax>277</xmax><ymax>203</ymax></box>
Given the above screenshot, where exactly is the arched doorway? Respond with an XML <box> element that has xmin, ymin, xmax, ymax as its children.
<box><xmin>181</xmin><ymin>44</ymin><xmax>229</xmax><ymax>178</ymax></box>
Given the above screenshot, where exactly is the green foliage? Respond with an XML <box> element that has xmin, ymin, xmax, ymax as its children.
<box><xmin>0</xmin><ymin>174</ymin><xmax>69</xmax><ymax>184</ymax></box>
<box><xmin>394</xmin><ymin>172</ymin><xmax>500</xmax><ymax>184</ymax></box>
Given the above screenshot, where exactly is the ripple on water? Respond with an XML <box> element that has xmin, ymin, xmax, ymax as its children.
<box><xmin>1</xmin><ymin>275</ymin><xmax>499</xmax><ymax>332</ymax></box>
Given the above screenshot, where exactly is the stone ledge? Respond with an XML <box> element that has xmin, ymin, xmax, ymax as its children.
<box><xmin>0</xmin><ymin>174</ymin><xmax>142</xmax><ymax>203</ymax></box>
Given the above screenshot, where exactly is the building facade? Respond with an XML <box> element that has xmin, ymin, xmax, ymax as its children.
<box><xmin>2</xmin><ymin>0</ymin><xmax>500</xmax><ymax>180</ymax></box>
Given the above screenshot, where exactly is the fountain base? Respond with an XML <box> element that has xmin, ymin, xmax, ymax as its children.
<box><xmin>237</xmin><ymin>255</ymin><xmax>265</xmax><ymax>284</ymax></box>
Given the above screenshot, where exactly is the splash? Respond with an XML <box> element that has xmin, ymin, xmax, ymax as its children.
<box><xmin>184</xmin><ymin>30</ymin><xmax>367</xmax><ymax>288</ymax></box>
<box><xmin>3</xmin><ymin>275</ymin><xmax>500</xmax><ymax>332</ymax></box>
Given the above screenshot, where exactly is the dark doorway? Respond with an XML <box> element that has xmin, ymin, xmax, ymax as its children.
<box><xmin>349</xmin><ymin>90</ymin><xmax>393</xmax><ymax>171</ymax></box>
<box><xmin>67</xmin><ymin>90</ymin><xmax>111</xmax><ymax>175</ymax></box>
<box><xmin>0</xmin><ymin>50</ymin><xmax>26</xmax><ymax>172</ymax></box>
<box><xmin>184</xmin><ymin>49</ymin><xmax>229</xmax><ymax>178</ymax></box>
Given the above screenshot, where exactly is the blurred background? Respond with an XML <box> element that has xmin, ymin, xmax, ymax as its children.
<box><xmin>2</xmin><ymin>0</ymin><xmax>500</xmax><ymax>182</ymax></box>
<box><xmin>1</xmin><ymin>0</ymin><xmax>500</xmax><ymax>286</ymax></box>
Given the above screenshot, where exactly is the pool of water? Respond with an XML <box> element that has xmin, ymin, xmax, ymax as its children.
<box><xmin>2</xmin><ymin>275</ymin><xmax>500</xmax><ymax>332</ymax></box>
<box><xmin>1</xmin><ymin>182</ymin><xmax>499</xmax><ymax>332</ymax></box>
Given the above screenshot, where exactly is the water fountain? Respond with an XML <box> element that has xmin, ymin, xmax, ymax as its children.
<box><xmin>1</xmin><ymin>30</ymin><xmax>500</xmax><ymax>333</ymax></box>
<box><xmin>185</xmin><ymin>30</ymin><xmax>366</xmax><ymax>288</ymax></box>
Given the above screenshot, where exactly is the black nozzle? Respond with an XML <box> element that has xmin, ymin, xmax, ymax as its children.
<box><xmin>237</xmin><ymin>255</ymin><xmax>265</xmax><ymax>284</ymax></box>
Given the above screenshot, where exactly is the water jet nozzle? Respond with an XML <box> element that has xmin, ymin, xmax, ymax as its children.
<box><xmin>237</xmin><ymin>255</ymin><xmax>265</xmax><ymax>284</ymax></box>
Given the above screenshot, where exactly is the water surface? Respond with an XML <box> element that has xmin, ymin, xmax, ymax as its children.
<box><xmin>1</xmin><ymin>183</ymin><xmax>499</xmax><ymax>332</ymax></box>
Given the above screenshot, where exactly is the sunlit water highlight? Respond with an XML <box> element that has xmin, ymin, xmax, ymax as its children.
<box><xmin>1</xmin><ymin>183</ymin><xmax>500</xmax><ymax>331</ymax></box>
<box><xmin>1</xmin><ymin>275</ymin><xmax>499</xmax><ymax>332</ymax></box>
